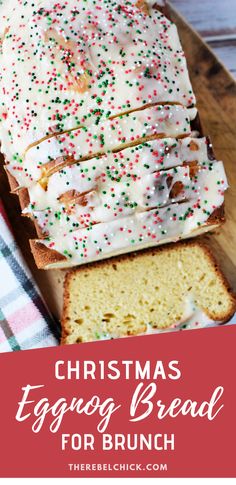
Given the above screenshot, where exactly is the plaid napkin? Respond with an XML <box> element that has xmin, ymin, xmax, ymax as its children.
<box><xmin>0</xmin><ymin>200</ymin><xmax>59</xmax><ymax>352</ymax></box>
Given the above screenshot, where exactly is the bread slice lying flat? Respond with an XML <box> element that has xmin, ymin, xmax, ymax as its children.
<box><xmin>61</xmin><ymin>242</ymin><xmax>236</xmax><ymax>344</ymax></box>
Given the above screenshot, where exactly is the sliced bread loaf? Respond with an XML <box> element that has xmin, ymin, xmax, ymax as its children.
<box><xmin>61</xmin><ymin>242</ymin><xmax>236</xmax><ymax>344</ymax></box>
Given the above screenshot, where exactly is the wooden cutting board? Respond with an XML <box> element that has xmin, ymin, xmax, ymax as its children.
<box><xmin>0</xmin><ymin>3</ymin><xmax>236</xmax><ymax>322</ymax></box>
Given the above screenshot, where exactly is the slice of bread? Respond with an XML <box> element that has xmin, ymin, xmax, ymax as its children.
<box><xmin>30</xmin><ymin>203</ymin><xmax>225</xmax><ymax>270</ymax></box>
<box><xmin>61</xmin><ymin>242</ymin><xmax>236</xmax><ymax>344</ymax></box>
<box><xmin>26</xmin><ymin>162</ymin><xmax>227</xmax><ymax>239</ymax></box>
<box><xmin>22</xmin><ymin>136</ymin><xmax>211</xmax><ymax>212</ymax></box>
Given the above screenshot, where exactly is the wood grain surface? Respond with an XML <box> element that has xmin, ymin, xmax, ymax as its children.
<box><xmin>0</xmin><ymin>4</ymin><xmax>235</xmax><ymax>323</ymax></box>
<box><xmin>170</xmin><ymin>0</ymin><xmax>236</xmax><ymax>76</ymax></box>
<box><xmin>168</xmin><ymin>2</ymin><xmax>236</xmax><ymax>291</ymax></box>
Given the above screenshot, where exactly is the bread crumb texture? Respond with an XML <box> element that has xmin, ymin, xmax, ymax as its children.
<box><xmin>61</xmin><ymin>243</ymin><xmax>236</xmax><ymax>343</ymax></box>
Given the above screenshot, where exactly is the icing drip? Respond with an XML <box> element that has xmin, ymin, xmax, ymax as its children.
<box><xmin>8</xmin><ymin>104</ymin><xmax>193</xmax><ymax>188</ymax></box>
<box><xmin>26</xmin><ymin>161</ymin><xmax>227</xmax><ymax>238</ymax></box>
<box><xmin>37</xmin><ymin>181</ymin><xmax>226</xmax><ymax>268</ymax></box>
<box><xmin>26</xmin><ymin>136</ymin><xmax>210</xmax><ymax>211</ymax></box>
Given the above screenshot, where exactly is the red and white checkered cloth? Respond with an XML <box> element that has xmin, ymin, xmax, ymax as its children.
<box><xmin>0</xmin><ymin>200</ymin><xmax>59</xmax><ymax>352</ymax></box>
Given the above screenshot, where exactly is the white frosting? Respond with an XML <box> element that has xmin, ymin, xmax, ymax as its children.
<box><xmin>0</xmin><ymin>1</ymin><xmax>228</xmax><ymax>271</ymax></box>
<box><xmin>27</xmin><ymin>161</ymin><xmax>227</xmax><ymax>238</ymax></box>
<box><xmin>0</xmin><ymin>1</ymin><xmax>42</xmax><ymax>35</ymax></box>
<box><xmin>174</xmin><ymin>297</ymin><xmax>218</xmax><ymax>328</ymax></box>
<box><xmin>26</xmin><ymin>136</ymin><xmax>209</xmax><ymax>211</ymax></box>
<box><xmin>28</xmin><ymin>166</ymin><xmax>191</xmax><ymax>235</ymax></box>
<box><xmin>37</xmin><ymin>165</ymin><xmax>227</xmax><ymax>267</ymax></box>
<box><xmin>40</xmin><ymin>222</ymin><xmax>220</xmax><ymax>269</ymax></box>
<box><xmin>0</xmin><ymin>0</ymin><xmax>196</xmax><ymax>163</ymax></box>
<box><xmin>8</xmin><ymin>104</ymin><xmax>195</xmax><ymax>188</ymax></box>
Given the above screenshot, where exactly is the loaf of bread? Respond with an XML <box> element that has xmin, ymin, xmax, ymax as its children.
<box><xmin>0</xmin><ymin>1</ymin><xmax>196</xmax><ymax>156</ymax></box>
<box><xmin>8</xmin><ymin>105</ymin><xmax>195</xmax><ymax>190</ymax></box>
<box><xmin>0</xmin><ymin>0</ymin><xmax>228</xmax><ymax>269</ymax></box>
<box><xmin>61</xmin><ymin>242</ymin><xmax>236</xmax><ymax>343</ymax></box>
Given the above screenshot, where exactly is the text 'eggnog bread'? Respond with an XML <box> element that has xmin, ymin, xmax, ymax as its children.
<box><xmin>61</xmin><ymin>242</ymin><xmax>236</xmax><ymax>344</ymax></box>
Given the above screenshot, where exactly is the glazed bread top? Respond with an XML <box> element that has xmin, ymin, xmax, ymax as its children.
<box><xmin>24</xmin><ymin>137</ymin><xmax>211</xmax><ymax>212</ymax></box>
<box><xmin>27</xmin><ymin>161</ymin><xmax>227</xmax><ymax>238</ymax></box>
<box><xmin>7</xmin><ymin>104</ymin><xmax>195</xmax><ymax>188</ymax></box>
<box><xmin>0</xmin><ymin>1</ymin><xmax>228</xmax><ymax>269</ymax></box>
<box><xmin>0</xmin><ymin>0</ymin><xmax>195</xmax><ymax>162</ymax></box>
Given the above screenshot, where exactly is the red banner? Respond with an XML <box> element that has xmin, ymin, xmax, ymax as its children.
<box><xmin>0</xmin><ymin>325</ymin><xmax>235</xmax><ymax>478</ymax></box>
